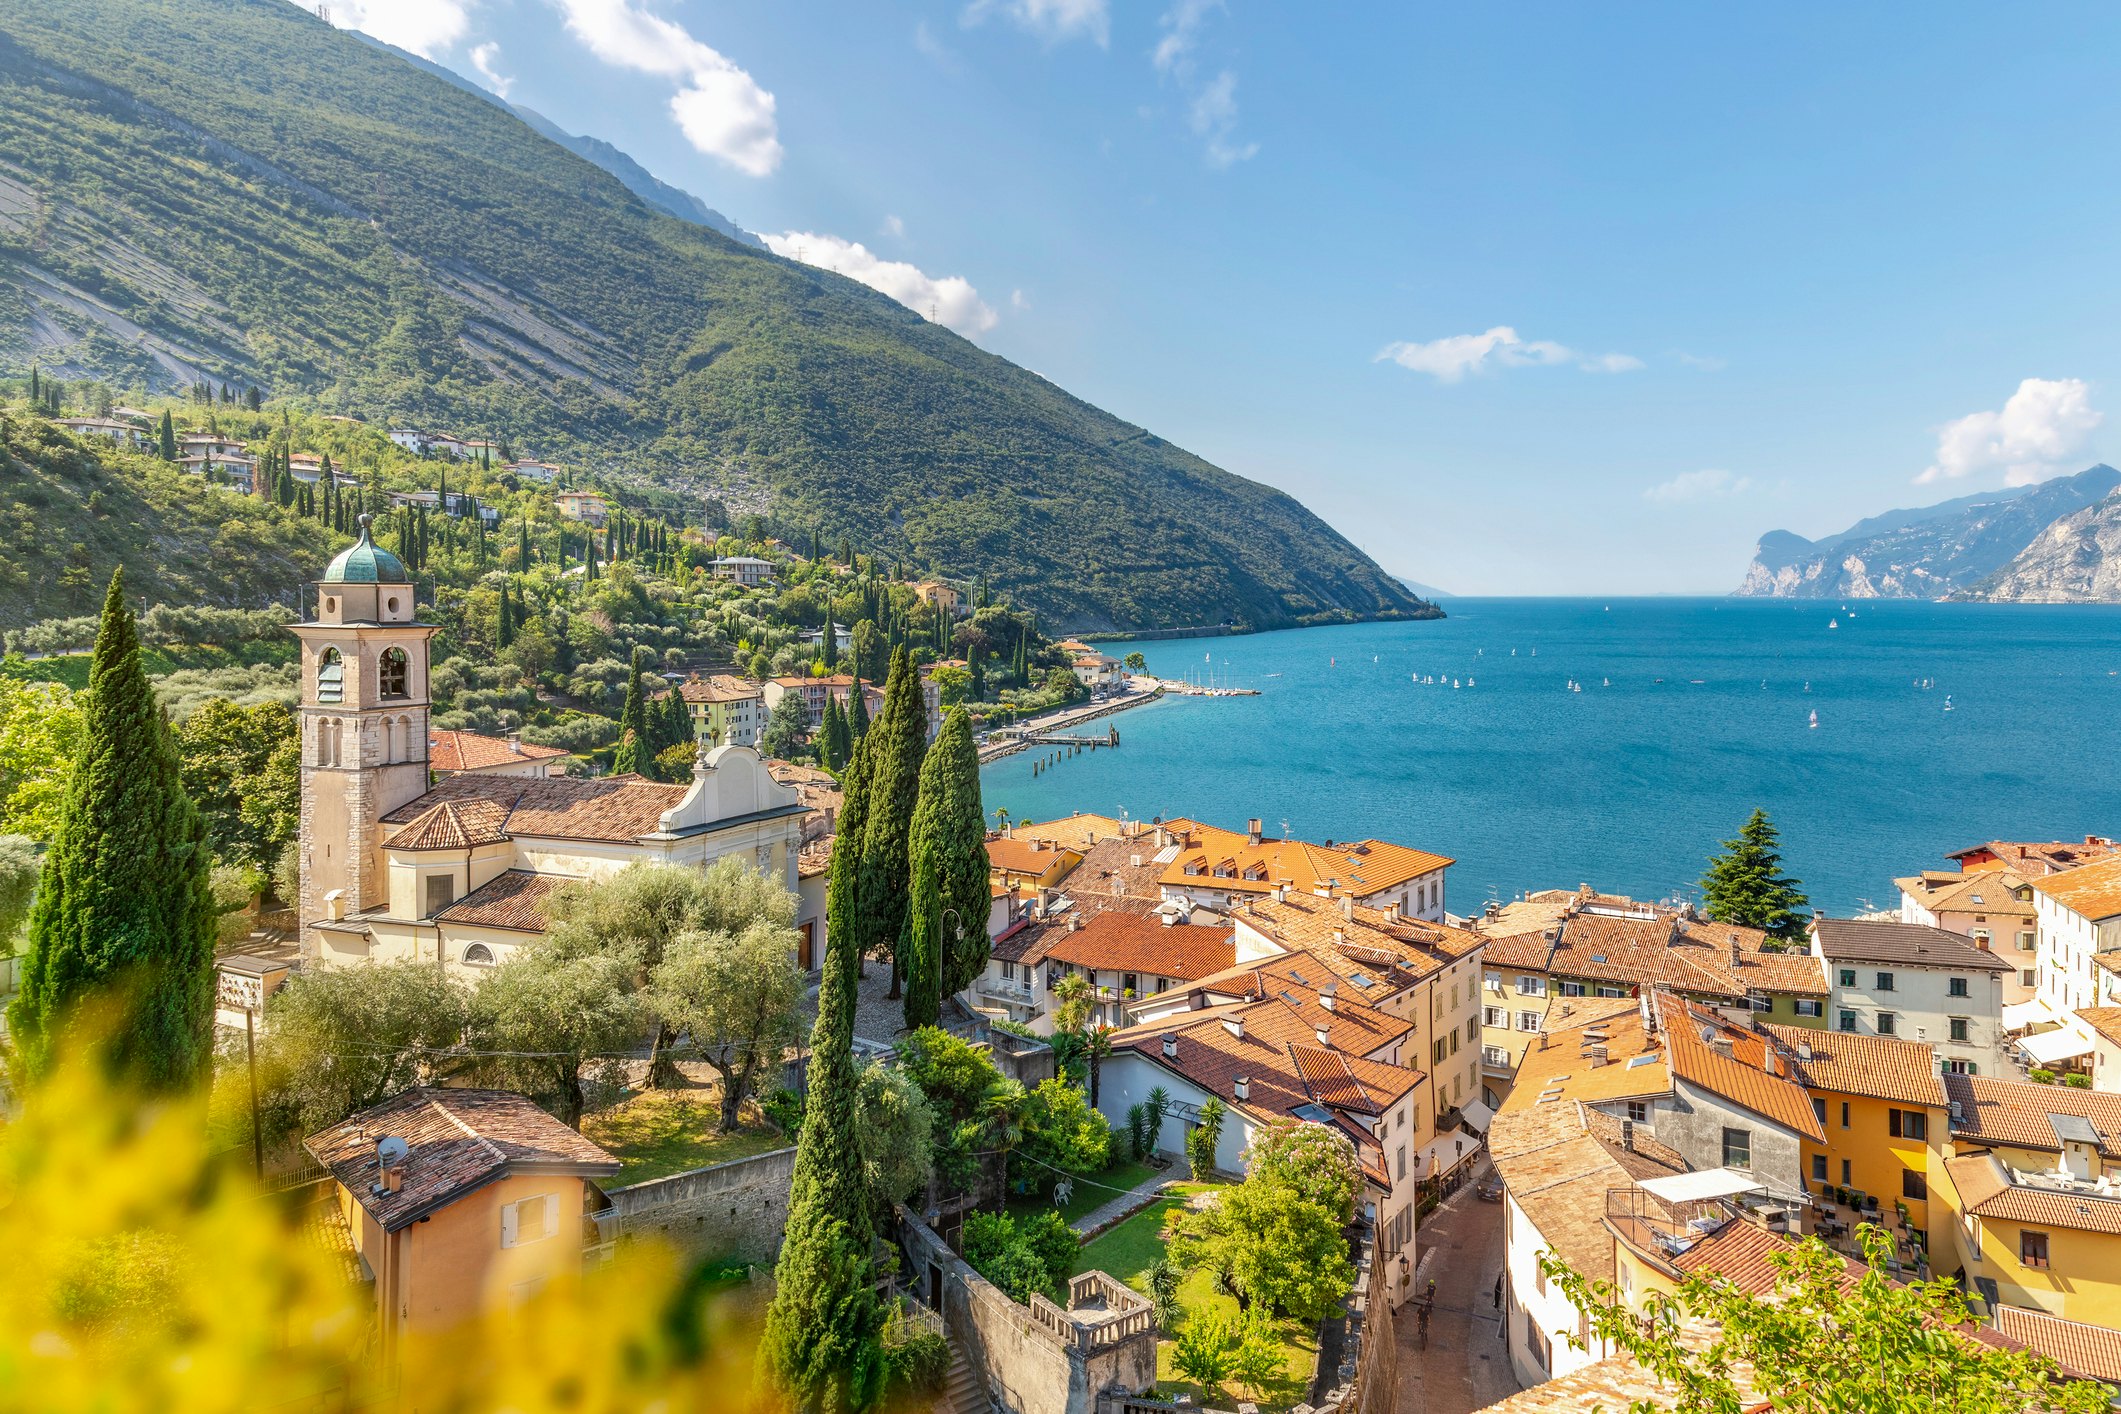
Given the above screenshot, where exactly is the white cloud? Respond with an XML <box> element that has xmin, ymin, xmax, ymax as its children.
<box><xmin>551</xmin><ymin>0</ymin><xmax>782</xmax><ymax>175</ymax></box>
<box><xmin>1154</xmin><ymin>0</ymin><xmax>1220</xmax><ymax>73</ymax></box>
<box><xmin>962</xmin><ymin>0</ymin><xmax>1110</xmax><ymax>47</ymax></box>
<box><xmin>469</xmin><ymin>41</ymin><xmax>514</xmax><ymax>97</ymax></box>
<box><xmin>1917</xmin><ymin>377</ymin><xmax>2103</xmax><ymax>486</ymax></box>
<box><xmin>1189</xmin><ymin>70</ymin><xmax>1258</xmax><ymax>168</ymax></box>
<box><xmin>1674</xmin><ymin>350</ymin><xmax>1727</xmax><ymax>371</ymax></box>
<box><xmin>762</xmin><ymin>232</ymin><xmax>998</xmax><ymax>337</ymax></box>
<box><xmin>882</xmin><ymin>214</ymin><xmax>906</xmax><ymax>238</ymax></box>
<box><xmin>914</xmin><ymin>19</ymin><xmax>964</xmax><ymax>71</ymax></box>
<box><xmin>334</xmin><ymin>0</ymin><xmax>470</xmax><ymax>59</ymax></box>
<box><xmin>1374</xmin><ymin>326</ymin><xmax>1640</xmax><ymax>382</ymax></box>
<box><xmin>1010</xmin><ymin>288</ymin><xmax>1031</xmax><ymax>311</ymax></box>
<box><xmin>1645</xmin><ymin>468</ymin><xmax>1752</xmax><ymax>504</ymax></box>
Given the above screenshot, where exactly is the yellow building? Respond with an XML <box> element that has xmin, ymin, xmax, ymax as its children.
<box><xmin>1931</xmin><ymin>1077</ymin><xmax>2121</xmax><ymax>1326</ymax></box>
<box><xmin>985</xmin><ymin>833</ymin><xmax>1086</xmax><ymax>893</ymax></box>
<box><xmin>306</xmin><ymin>1086</ymin><xmax>620</xmax><ymax>1357</ymax></box>
<box><xmin>1761</xmin><ymin>1024</ymin><xmax>1947</xmax><ymax>1249</ymax></box>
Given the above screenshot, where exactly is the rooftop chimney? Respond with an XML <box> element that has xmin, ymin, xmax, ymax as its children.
<box><xmin>1130</xmin><ymin>854</ymin><xmax>1144</xmax><ymax>868</ymax></box>
<box><xmin>1797</xmin><ymin>1041</ymin><xmax>1813</xmax><ymax>1061</ymax></box>
<box><xmin>1162</xmin><ymin>1034</ymin><xmax>1178</xmax><ymax>1059</ymax></box>
<box><xmin>1233</xmin><ymin>1075</ymin><xmax>1250</xmax><ymax>1101</ymax></box>
<box><xmin>1247</xmin><ymin>818</ymin><xmax>1263</xmax><ymax>846</ymax></box>
<box><xmin>1223</xmin><ymin>1015</ymin><xmax>1245</xmax><ymax>1041</ymax></box>
<box><xmin>1621</xmin><ymin>1119</ymin><xmax>1636</xmax><ymax>1152</ymax></box>
<box><xmin>1319</xmin><ymin>983</ymin><xmax>1337</xmax><ymax>1012</ymax></box>
<box><xmin>1339</xmin><ymin>895</ymin><xmax>1355</xmax><ymax>921</ymax></box>
<box><xmin>1332</xmin><ymin>928</ymin><xmax>1347</xmax><ymax>948</ymax></box>
<box><xmin>375</xmin><ymin>1135</ymin><xmax>409</xmax><ymax>1194</ymax></box>
<box><xmin>507</xmin><ymin>730</ymin><xmax>522</xmax><ymax>755</ymax></box>
<box><xmin>1272</xmin><ymin>884</ymin><xmax>1289</xmax><ymax>904</ymax></box>
<box><xmin>1316</xmin><ymin>1026</ymin><xmax>1332</xmax><ymax>1048</ymax></box>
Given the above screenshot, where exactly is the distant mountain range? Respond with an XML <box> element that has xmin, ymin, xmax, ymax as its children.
<box><xmin>1397</xmin><ymin>577</ymin><xmax>1454</xmax><ymax>600</ymax></box>
<box><xmin>1735</xmin><ymin>466</ymin><xmax>2121</xmax><ymax>601</ymax></box>
<box><xmin>1966</xmin><ymin>490</ymin><xmax>2121</xmax><ymax>602</ymax></box>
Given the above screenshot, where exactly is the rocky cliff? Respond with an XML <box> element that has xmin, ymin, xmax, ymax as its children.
<box><xmin>1961</xmin><ymin>492</ymin><xmax>2121</xmax><ymax>602</ymax></box>
<box><xmin>1735</xmin><ymin>465</ymin><xmax>2121</xmax><ymax>598</ymax></box>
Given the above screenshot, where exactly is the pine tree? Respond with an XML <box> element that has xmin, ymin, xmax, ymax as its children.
<box><xmin>1701</xmin><ymin>809</ymin><xmax>1812</xmax><ymax>943</ymax></box>
<box><xmin>7</xmin><ymin>570</ymin><xmax>216</xmax><ymax>1089</ymax></box>
<box><xmin>903</xmin><ymin>709</ymin><xmax>990</xmax><ymax>1029</ymax></box>
<box><xmin>612</xmin><ymin>650</ymin><xmax>651</xmax><ymax>779</ymax></box>
<box><xmin>862</xmin><ymin>648</ymin><xmax>928</xmax><ymax>1002</ymax></box>
<box><xmin>759</xmin><ymin>735</ymin><xmax>885</xmax><ymax>1413</ymax></box>
<box><xmin>157</xmin><ymin>410</ymin><xmax>177</xmax><ymax>461</ymax></box>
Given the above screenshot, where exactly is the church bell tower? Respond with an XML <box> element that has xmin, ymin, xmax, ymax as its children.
<box><xmin>292</xmin><ymin>516</ymin><xmax>437</xmax><ymax>956</ymax></box>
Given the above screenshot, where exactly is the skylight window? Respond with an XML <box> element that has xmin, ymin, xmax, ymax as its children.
<box><xmin>1591</xmin><ymin>954</ymin><xmax>1608</xmax><ymax>963</ymax></box>
<box><xmin>1350</xmin><ymin>972</ymin><xmax>1375</xmax><ymax>989</ymax></box>
<box><xmin>1627</xmin><ymin>1053</ymin><xmax>1658</xmax><ymax>1069</ymax></box>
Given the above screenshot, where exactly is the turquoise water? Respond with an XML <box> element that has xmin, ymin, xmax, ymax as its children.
<box><xmin>980</xmin><ymin>599</ymin><xmax>2121</xmax><ymax>916</ymax></box>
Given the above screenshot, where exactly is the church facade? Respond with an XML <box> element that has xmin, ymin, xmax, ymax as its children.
<box><xmin>295</xmin><ymin>523</ymin><xmax>817</xmax><ymax>977</ymax></box>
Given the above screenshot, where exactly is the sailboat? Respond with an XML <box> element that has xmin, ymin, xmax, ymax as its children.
<box><xmin>1828</xmin><ymin>617</ymin><xmax>1839</xmax><ymax>630</ymax></box>
<box><xmin>1808</xmin><ymin>709</ymin><xmax>1819</xmax><ymax>730</ymax></box>
<box><xmin>1944</xmin><ymin>695</ymin><xmax>1954</xmax><ymax>713</ymax></box>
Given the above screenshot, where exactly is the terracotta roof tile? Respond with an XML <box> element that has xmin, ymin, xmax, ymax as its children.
<box><xmin>1158</xmin><ymin>820</ymin><xmax>1451</xmax><ymax>899</ymax></box>
<box><xmin>381</xmin><ymin>775</ymin><xmax>688</xmax><ymax>845</ymax></box>
<box><xmin>1948</xmin><ymin>838</ymin><xmax>2121</xmax><ymax>878</ymax></box>
<box><xmin>434</xmin><ymin>870</ymin><xmax>570</xmax><ymax>932</ymax></box>
<box><xmin>1006</xmin><ymin>813</ymin><xmax>1129</xmax><ymax>849</ymax></box>
<box><xmin>1760</xmin><ymin>1023</ymin><xmax>1945</xmax><ymax>1108</ymax></box>
<box><xmin>1040</xmin><ymin>913</ymin><xmax>1236</xmax><ymax>981</ymax></box>
<box><xmin>1812</xmin><ymin>918</ymin><xmax>2013</xmax><ymax>971</ymax></box>
<box><xmin>1993</xmin><ymin>1306</ymin><xmax>2121</xmax><ymax>1384</ymax></box>
<box><xmin>987</xmin><ymin>835</ymin><xmax>1084</xmax><ymax>877</ymax></box>
<box><xmin>1110</xmin><ymin>993</ymin><xmax>1421</xmax><ymax>1124</ymax></box>
<box><xmin>669</xmin><ymin>673</ymin><xmax>762</xmax><ymax>704</ymax></box>
<box><xmin>1897</xmin><ymin>868</ymin><xmax>2037</xmax><ymax>919</ymax></box>
<box><xmin>2028</xmin><ymin>854</ymin><xmax>2121</xmax><ymax>923</ymax></box>
<box><xmin>1287</xmin><ymin>1042</ymin><xmax>1421</xmax><ymax>1115</ymax></box>
<box><xmin>1236</xmin><ymin>892</ymin><xmax>1484</xmax><ymax>980</ymax></box>
<box><xmin>1946</xmin><ymin>1152</ymin><xmax>2121</xmax><ymax>1235</ymax></box>
<box><xmin>1476</xmin><ymin>1324</ymin><xmax>1751</xmax><ymax>1413</ymax></box>
<box><xmin>1498</xmin><ymin>995</ymin><xmax>1670</xmax><ymax>1107</ymax></box>
<box><xmin>384</xmin><ymin>797</ymin><xmax>514</xmax><ymax>851</ymax></box>
<box><xmin>427</xmin><ymin>729</ymin><xmax>566</xmax><ymax>773</ymax></box>
<box><xmin>1658</xmin><ymin>994</ymin><xmax>1823</xmax><ymax>1140</ymax></box>
<box><xmin>2075</xmin><ymin>1007</ymin><xmax>2121</xmax><ymax>1048</ymax></box>
<box><xmin>1943</xmin><ymin>1074</ymin><xmax>2121</xmax><ymax>1159</ymax></box>
<box><xmin>304</xmin><ymin>1086</ymin><xmax>619</xmax><ymax>1232</ymax></box>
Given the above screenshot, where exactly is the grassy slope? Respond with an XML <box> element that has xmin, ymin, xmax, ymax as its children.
<box><xmin>0</xmin><ymin>412</ymin><xmax>332</xmax><ymax>624</ymax></box>
<box><xmin>0</xmin><ymin>0</ymin><xmax>1432</xmax><ymax>633</ymax></box>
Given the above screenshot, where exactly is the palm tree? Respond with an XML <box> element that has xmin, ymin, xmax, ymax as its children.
<box><xmin>1084</xmin><ymin>1024</ymin><xmax>1115</xmax><ymax>1107</ymax></box>
<box><xmin>982</xmin><ymin>1078</ymin><xmax>1030</xmax><ymax>1210</ymax></box>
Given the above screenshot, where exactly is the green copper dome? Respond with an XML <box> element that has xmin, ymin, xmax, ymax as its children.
<box><xmin>322</xmin><ymin>516</ymin><xmax>409</xmax><ymax>584</ymax></box>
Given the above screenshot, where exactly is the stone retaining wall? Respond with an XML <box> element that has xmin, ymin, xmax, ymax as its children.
<box><xmin>596</xmin><ymin>1145</ymin><xmax>798</xmax><ymax>1264</ymax></box>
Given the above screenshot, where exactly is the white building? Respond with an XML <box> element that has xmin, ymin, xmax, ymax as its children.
<box><xmin>57</xmin><ymin>416</ymin><xmax>148</xmax><ymax>448</ymax></box>
<box><xmin>1812</xmin><ymin>918</ymin><xmax>2012</xmax><ymax>1075</ymax></box>
<box><xmin>711</xmin><ymin>555</ymin><xmax>774</xmax><ymax>587</ymax></box>
<box><xmin>2030</xmin><ymin>855</ymin><xmax>2121</xmax><ymax>1015</ymax></box>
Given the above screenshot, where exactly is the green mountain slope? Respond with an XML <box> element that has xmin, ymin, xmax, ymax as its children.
<box><xmin>0</xmin><ymin>0</ymin><xmax>1431</xmax><ymax>633</ymax></box>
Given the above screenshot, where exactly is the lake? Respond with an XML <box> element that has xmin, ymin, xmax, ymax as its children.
<box><xmin>979</xmin><ymin>598</ymin><xmax>2121</xmax><ymax>917</ymax></box>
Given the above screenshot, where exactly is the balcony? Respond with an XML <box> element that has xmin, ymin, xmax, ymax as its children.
<box><xmin>976</xmin><ymin>975</ymin><xmax>1038</xmax><ymax>1008</ymax></box>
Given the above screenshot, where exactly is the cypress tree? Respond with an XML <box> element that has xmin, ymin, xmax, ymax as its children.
<box><xmin>29</xmin><ymin>364</ymin><xmax>39</xmax><ymax>402</ymax></box>
<box><xmin>518</xmin><ymin>517</ymin><xmax>532</xmax><ymax>570</ymax></box>
<box><xmin>157</xmin><ymin>409</ymin><xmax>177</xmax><ymax>461</ymax></box>
<box><xmin>861</xmin><ymin>648</ymin><xmax>928</xmax><ymax>1002</ymax></box>
<box><xmin>612</xmin><ymin>650</ymin><xmax>651</xmax><ymax>778</ymax></box>
<box><xmin>660</xmin><ymin>680</ymin><xmax>693</xmax><ymax>758</ymax></box>
<box><xmin>759</xmin><ymin>736</ymin><xmax>884</xmax><ymax>1413</ymax></box>
<box><xmin>903</xmin><ymin>709</ymin><xmax>990</xmax><ymax>1029</ymax></box>
<box><xmin>969</xmin><ymin>651</ymin><xmax>985</xmax><ymax>703</ymax></box>
<box><xmin>497</xmin><ymin>578</ymin><xmax>515</xmax><ymax>648</ymax></box>
<box><xmin>822</xmin><ymin>615</ymin><xmax>839</xmax><ymax>672</ymax></box>
<box><xmin>848</xmin><ymin>677</ymin><xmax>871</xmax><ymax>744</ymax></box>
<box><xmin>1700</xmin><ymin>809</ymin><xmax>1812</xmax><ymax>943</ymax></box>
<box><xmin>8</xmin><ymin>569</ymin><xmax>216</xmax><ymax>1089</ymax></box>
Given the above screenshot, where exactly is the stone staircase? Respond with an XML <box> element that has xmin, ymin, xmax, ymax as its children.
<box><xmin>936</xmin><ymin>1335</ymin><xmax>988</xmax><ymax>1414</ymax></box>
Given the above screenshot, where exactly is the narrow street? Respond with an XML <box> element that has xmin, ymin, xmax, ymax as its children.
<box><xmin>1395</xmin><ymin>1171</ymin><xmax>1517</xmax><ymax>1414</ymax></box>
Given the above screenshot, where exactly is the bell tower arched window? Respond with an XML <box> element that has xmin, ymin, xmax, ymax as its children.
<box><xmin>379</xmin><ymin>647</ymin><xmax>410</xmax><ymax>699</ymax></box>
<box><xmin>317</xmin><ymin>647</ymin><xmax>344</xmax><ymax>705</ymax></box>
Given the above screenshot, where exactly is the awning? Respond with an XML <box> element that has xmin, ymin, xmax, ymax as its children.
<box><xmin>1459</xmin><ymin>1099</ymin><xmax>1495</xmax><ymax>1134</ymax></box>
<box><xmin>1638</xmin><ymin>1168</ymin><xmax>1765</xmax><ymax>1204</ymax></box>
<box><xmin>1415</xmin><ymin>1131</ymin><xmax>1481</xmax><ymax>1181</ymax></box>
<box><xmin>2003</xmin><ymin>998</ymin><xmax>2062</xmax><ymax>1031</ymax></box>
<box><xmin>2019</xmin><ymin>1026</ymin><xmax>2095</xmax><ymax>1065</ymax></box>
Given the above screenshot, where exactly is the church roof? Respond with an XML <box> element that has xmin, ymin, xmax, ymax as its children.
<box><xmin>384</xmin><ymin>798</ymin><xmax>514</xmax><ymax>851</ymax></box>
<box><xmin>380</xmin><ymin>774</ymin><xmax>688</xmax><ymax>845</ymax></box>
<box><xmin>321</xmin><ymin>519</ymin><xmax>409</xmax><ymax>584</ymax></box>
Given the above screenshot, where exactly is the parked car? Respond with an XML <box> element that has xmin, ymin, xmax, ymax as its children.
<box><xmin>1477</xmin><ymin>1174</ymin><xmax>1504</xmax><ymax>1203</ymax></box>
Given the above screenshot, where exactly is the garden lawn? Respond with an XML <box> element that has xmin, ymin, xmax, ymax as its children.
<box><xmin>581</xmin><ymin>1088</ymin><xmax>789</xmax><ymax>1186</ymax></box>
<box><xmin>1071</xmin><ymin>1190</ymin><xmax>1316</xmax><ymax>1412</ymax></box>
<box><xmin>1009</xmin><ymin>1157</ymin><xmax>1160</xmax><ymax>1226</ymax></box>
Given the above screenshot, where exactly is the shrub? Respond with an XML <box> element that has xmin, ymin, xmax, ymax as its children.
<box><xmin>1019</xmin><ymin>1210</ymin><xmax>1079</xmax><ymax>1294</ymax></box>
<box><xmin>1187</xmin><ymin>1097</ymin><xmax>1226</xmax><ymax>1180</ymax></box>
<box><xmin>1127</xmin><ymin>1102</ymin><xmax>1150</xmax><ymax>1162</ymax></box>
<box><xmin>2030</xmin><ymin>1068</ymin><xmax>2056</xmax><ymax>1085</ymax></box>
<box><xmin>1171</xmin><ymin>1310</ymin><xmax>1236</xmax><ymax>1393</ymax></box>
<box><xmin>962</xmin><ymin>1210</ymin><xmax>1074</xmax><ymax>1306</ymax></box>
<box><xmin>1146</xmin><ymin>1256</ymin><xmax>1182</xmax><ymax>1328</ymax></box>
<box><xmin>2063</xmin><ymin>1072</ymin><xmax>2093</xmax><ymax>1089</ymax></box>
<box><xmin>760</xmin><ymin>1086</ymin><xmax>806</xmax><ymax>1137</ymax></box>
<box><xmin>880</xmin><ymin>1308</ymin><xmax>952</xmax><ymax>1393</ymax></box>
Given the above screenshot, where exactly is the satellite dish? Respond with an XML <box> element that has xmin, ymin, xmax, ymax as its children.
<box><xmin>375</xmin><ymin>1135</ymin><xmax>410</xmax><ymax>1168</ymax></box>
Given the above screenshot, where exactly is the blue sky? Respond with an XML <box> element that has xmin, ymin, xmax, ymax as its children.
<box><xmin>333</xmin><ymin>1</ymin><xmax>2121</xmax><ymax>594</ymax></box>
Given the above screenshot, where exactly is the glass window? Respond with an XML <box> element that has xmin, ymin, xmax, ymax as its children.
<box><xmin>423</xmin><ymin>874</ymin><xmax>455</xmax><ymax>917</ymax></box>
<box><xmin>1559</xmin><ymin>981</ymin><xmax>1585</xmax><ymax>997</ymax></box>
<box><xmin>1796</xmin><ymin>998</ymin><xmax>1823</xmax><ymax>1017</ymax></box>
<box><xmin>1949</xmin><ymin>976</ymin><xmax>1969</xmax><ymax>998</ymax></box>
<box><xmin>1842</xmin><ymin>1158</ymin><xmax>1851</xmax><ymax>1184</ymax></box>
<box><xmin>316</xmin><ymin>646</ymin><xmax>344</xmax><ymax>704</ymax></box>
<box><xmin>501</xmin><ymin>1194</ymin><xmax>555</xmax><ymax>1248</ymax></box>
<box><xmin>1839</xmin><ymin>1011</ymin><xmax>1858</xmax><ymax>1032</ymax></box>
<box><xmin>1626</xmin><ymin>1100</ymin><xmax>1648</xmax><ymax>1123</ymax></box>
<box><xmin>1875</xmin><ymin>972</ymin><xmax>1895</xmax><ymax>992</ymax></box>
<box><xmin>1722</xmin><ymin>1128</ymin><xmax>1752</xmax><ymax>1169</ymax></box>
<box><xmin>1902</xmin><ymin>1171</ymin><xmax>1928</xmax><ymax>1201</ymax></box>
<box><xmin>2021</xmin><ymin>1231</ymin><xmax>2050</xmax><ymax>1269</ymax></box>
<box><xmin>1877</xmin><ymin>1012</ymin><xmax>1897</xmax><ymax>1036</ymax></box>
<box><xmin>462</xmin><ymin>943</ymin><xmax>495</xmax><ymax>966</ymax></box>
<box><xmin>1595</xmin><ymin>986</ymin><xmax>1628</xmax><ymax>999</ymax></box>
<box><xmin>1484</xmin><ymin>1006</ymin><xmax>1505</xmax><ymax>1027</ymax></box>
<box><xmin>1839</xmin><ymin>968</ymin><xmax>1856</xmax><ymax>987</ymax></box>
<box><xmin>379</xmin><ymin>646</ymin><xmax>410</xmax><ymax>698</ymax></box>
<box><xmin>1889</xmin><ymin>1109</ymin><xmax>1927</xmax><ymax>1142</ymax></box>
<box><xmin>1812</xmin><ymin>1098</ymin><xmax>1827</xmax><ymax>1127</ymax></box>
<box><xmin>1842</xmin><ymin>1102</ymin><xmax>1850</xmax><ymax>1129</ymax></box>
<box><xmin>1950</xmin><ymin>1017</ymin><xmax>1969</xmax><ymax>1042</ymax></box>
<box><xmin>1812</xmin><ymin>1154</ymin><xmax>1828</xmax><ymax>1182</ymax></box>
<box><xmin>1517</xmin><ymin>1011</ymin><xmax>1541</xmax><ymax>1032</ymax></box>
<box><xmin>2017</xmin><ymin>931</ymin><xmax>2036</xmax><ymax>951</ymax></box>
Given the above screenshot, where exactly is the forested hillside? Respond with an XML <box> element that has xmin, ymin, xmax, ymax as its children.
<box><xmin>0</xmin><ymin>0</ymin><xmax>1430</xmax><ymax>633</ymax></box>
